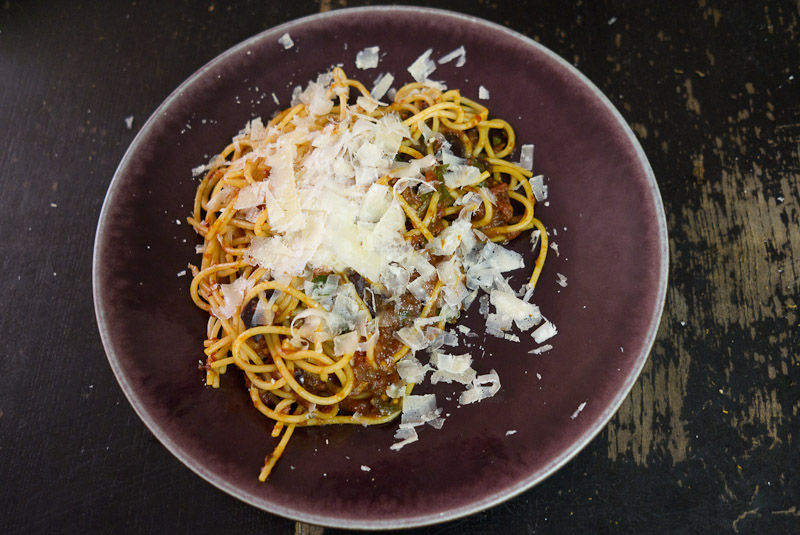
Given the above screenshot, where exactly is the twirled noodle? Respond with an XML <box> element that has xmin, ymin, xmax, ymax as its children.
<box><xmin>187</xmin><ymin>68</ymin><xmax>547</xmax><ymax>480</ymax></box>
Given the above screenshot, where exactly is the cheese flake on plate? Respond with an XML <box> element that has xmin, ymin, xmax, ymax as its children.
<box><xmin>278</xmin><ymin>33</ymin><xmax>294</xmax><ymax>49</ymax></box>
<box><xmin>438</xmin><ymin>46</ymin><xmax>466</xmax><ymax>67</ymax></box>
<box><xmin>371</xmin><ymin>72</ymin><xmax>394</xmax><ymax>100</ymax></box>
<box><xmin>355</xmin><ymin>46</ymin><xmax>380</xmax><ymax>69</ymax></box>
<box><xmin>459</xmin><ymin>370</ymin><xmax>501</xmax><ymax>405</ymax></box>
<box><xmin>407</xmin><ymin>48</ymin><xmax>436</xmax><ymax>82</ymax></box>
<box><xmin>532</xmin><ymin>320</ymin><xmax>558</xmax><ymax>343</ymax></box>
<box><xmin>519</xmin><ymin>144</ymin><xmax>534</xmax><ymax>171</ymax></box>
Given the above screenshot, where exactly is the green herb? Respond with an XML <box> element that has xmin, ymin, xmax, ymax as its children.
<box><xmin>433</xmin><ymin>163</ymin><xmax>450</xmax><ymax>181</ymax></box>
<box><xmin>438</xmin><ymin>182</ymin><xmax>453</xmax><ymax>205</ymax></box>
<box><xmin>466</xmin><ymin>156</ymin><xmax>486</xmax><ymax>172</ymax></box>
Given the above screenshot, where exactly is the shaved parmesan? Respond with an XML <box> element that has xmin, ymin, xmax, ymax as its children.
<box><xmin>532</xmin><ymin>320</ymin><xmax>558</xmax><ymax>343</ymax></box>
<box><xmin>355</xmin><ymin>46</ymin><xmax>380</xmax><ymax>69</ymax></box>
<box><xmin>530</xmin><ymin>174</ymin><xmax>547</xmax><ymax>201</ymax></box>
<box><xmin>234</xmin><ymin>181</ymin><xmax>270</xmax><ymax>210</ymax></box>
<box><xmin>438</xmin><ymin>46</ymin><xmax>466</xmax><ymax>67</ymax></box>
<box><xmin>359</xmin><ymin>183</ymin><xmax>393</xmax><ymax>222</ymax></box>
<box><xmin>519</xmin><ymin>144</ymin><xmax>534</xmax><ymax>171</ymax></box>
<box><xmin>278</xmin><ymin>33</ymin><xmax>294</xmax><ymax>49</ymax></box>
<box><xmin>570</xmin><ymin>401</ymin><xmax>587</xmax><ymax>419</ymax></box>
<box><xmin>459</xmin><ymin>370</ymin><xmax>501</xmax><ymax>405</ymax></box>
<box><xmin>400</xmin><ymin>393</ymin><xmax>441</xmax><ymax>428</ymax></box>
<box><xmin>333</xmin><ymin>330</ymin><xmax>359</xmax><ymax>356</ymax></box>
<box><xmin>430</xmin><ymin>219</ymin><xmax>472</xmax><ymax>256</ymax></box>
<box><xmin>395</xmin><ymin>325</ymin><xmax>435</xmax><ymax>353</ymax></box>
<box><xmin>528</xmin><ymin>344</ymin><xmax>553</xmax><ymax>355</ymax></box>
<box><xmin>386</xmin><ymin>382</ymin><xmax>406</xmax><ymax>399</ymax></box>
<box><xmin>407</xmin><ymin>48</ymin><xmax>436</xmax><ymax>82</ymax></box>
<box><xmin>490</xmin><ymin>290</ymin><xmax>542</xmax><ymax>331</ymax></box>
<box><xmin>214</xmin><ymin>277</ymin><xmax>252</xmax><ymax>320</ymax></box>
<box><xmin>206</xmin><ymin>186</ymin><xmax>235</xmax><ymax>212</ymax></box>
<box><xmin>253</xmin><ymin>298</ymin><xmax>274</xmax><ymax>326</ymax></box>
<box><xmin>435</xmin><ymin>259</ymin><xmax>459</xmax><ymax>286</ymax></box>
<box><xmin>478</xmin><ymin>85</ymin><xmax>490</xmax><ymax>100</ymax></box>
<box><xmin>390</xmin><ymin>427</ymin><xmax>418</xmax><ymax>450</ymax></box>
<box><xmin>356</xmin><ymin>141</ymin><xmax>382</xmax><ymax>167</ymax></box>
<box><xmin>443</xmin><ymin>164</ymin><xmax>482</xmax><ymax>189</ymax></box>
<box><xmin>356</xmin><ymin>95</ymin><xmax>380</xmax><ymax>113</ymax></box>
<box><xmin>430</xmin><ymin>352</ymin><xmax>476</xmax><ymax>385</ymax></box>
<box><xmin>397</xmin><ymin>356</ymin><xmax>432</xmax><ymax>384</ymax></box>
<box><xmin>371</xmin><ymin>72</ymin><xmax>394</xmax><ymax>100</ymax></box>
<box><xmin>407</xmin><ymin>272</ymin><xmax>436</xmax><ymax>302</ymax></box>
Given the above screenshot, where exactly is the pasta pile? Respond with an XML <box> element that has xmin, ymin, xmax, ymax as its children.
<box><xmin>188</xmin><ymin>68</ymin><xmax>547</xmax><ymax>480</ymax></box>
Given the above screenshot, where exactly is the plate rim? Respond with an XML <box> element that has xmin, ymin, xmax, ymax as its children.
<box><xmin>93</xmin><ymin>5</ymin><xmax>668</xmax><ymax>529</ymax></box>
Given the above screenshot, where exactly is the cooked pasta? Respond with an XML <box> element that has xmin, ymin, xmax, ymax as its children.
<box><xmin>187</xmin><ymin>68</ymin><xmax>548</xmax><ymax>480</ymax></box>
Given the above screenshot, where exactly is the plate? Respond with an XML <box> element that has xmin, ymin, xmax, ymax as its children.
<box><xmin>93</xmin><ymin>6</ymin><xmax>667</xmax><ymax>529</ymax></box>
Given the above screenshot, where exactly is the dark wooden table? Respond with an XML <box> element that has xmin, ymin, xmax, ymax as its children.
<box><xmin>2</xmin><ymin>1</ymin><xmax>798</xmax><ymax>533</ymax></box>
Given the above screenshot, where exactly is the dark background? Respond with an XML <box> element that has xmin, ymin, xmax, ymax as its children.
<box><xmin>1</xmin><ymin>1</ymin><xmax>798</xmax><ymax>533</ymax></box>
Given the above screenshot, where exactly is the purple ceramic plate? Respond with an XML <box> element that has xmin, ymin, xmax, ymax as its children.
<box><xmin>93</xmin><ymin>6</ymin><xmax>667</xmax><ymax>530</ymax></box>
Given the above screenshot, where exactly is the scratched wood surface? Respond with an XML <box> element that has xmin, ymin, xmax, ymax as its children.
<box><xmin>1</xmin><ymin>1</ymin><xmax>797</xmax><ymax>533</ymax></box>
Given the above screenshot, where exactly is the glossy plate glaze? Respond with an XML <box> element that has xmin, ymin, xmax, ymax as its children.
<box><xmin>93</xmin><ymin>6</ymin><xmax>667</xmax><ymax>529</ymax></box>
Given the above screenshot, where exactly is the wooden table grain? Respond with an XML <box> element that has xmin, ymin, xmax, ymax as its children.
<box><xmin>1</xmin><ymin>1</ymin><xmax>797</xmax><ymax>533</ymax></box>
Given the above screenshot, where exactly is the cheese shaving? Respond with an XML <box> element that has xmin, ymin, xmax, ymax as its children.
<box><xmin>459</xmin><ymin>370</ymin><xmax>501</xmax><ymax>405</ymax></box>
<box><xmin>407</xmin><ymin>48</ymin><xmax>436</xmax><ymax>82</ymax></box>
<box><xmin>519</xmin><ymin>144</ymin><xmax>534</xmax><ymax>171</ymax></box>
<box><xmin>532</xmin><ymin>320</ymin><xmax>558</xmax><ymax>344</ymax></box>
<box><xmin>278</xmin><ymin>33</ymin><xmax>294</xmax><ymax>49</ymax></box>
<box><xmin>530</xmin><ymin>174</ymin><xmax>547</xmax><ymax>201</ymax></box>
<box><xmin>438</xmin><ymin>46</ymin><xmax>466</xmax><ymax>67</ymax></box>
<box><xmin>355</xmin><ymin>46</ymin><xmax>380</xmax><ymax>69</ymax></box>
<box><xmin>371</xmin><ymin>72</ymin><xmax>394</xmax><ymax>100</ymax></box>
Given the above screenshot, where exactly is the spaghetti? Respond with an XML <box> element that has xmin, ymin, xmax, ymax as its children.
<box><xmin>187</xmin><ymin>68</ymin><xmax>548</xmax><ymax>480</ymax></box>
